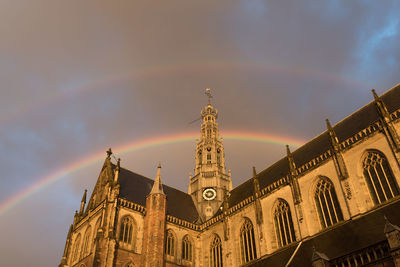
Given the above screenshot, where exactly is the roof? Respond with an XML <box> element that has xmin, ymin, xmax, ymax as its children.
<box><xmin>248</xmin><ymin>199</ymin><xmax>400</xmax><ymax>266</ymax></box>
<box><xmin>118</xmin><ymin>167</ymin><xmax>200</xmax><ymax>223</ymax></box>
<box><xmin>225</xmin><ymin>83</ymin><xmax>400</xmax><ymax>210</ymax></box>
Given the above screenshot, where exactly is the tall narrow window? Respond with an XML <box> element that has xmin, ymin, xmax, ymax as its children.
<box><xmin>81</xmin><ymin>226</ymin><xmax>92</xmax><ymax>258</ymax></box>
<box><xmin>165</xmin><ymin>230</ymin><xmax>175</xmax><ymax>256</ymax></box>
<box><xmin>93</xmin><ymin>217</ymin><xmax>101</xmax><ymax>244</ymax></box>
<box><xmin>315</xmin><ymin>177</ymin><xmax>343</xmax><ymax>228</ymax></box>
<box><xmin>72</xmin><ymin>234</ymin><xmax>81</xmax><ymax>263</ymax></box>
<box><xmin>119</xmin><ymin>217</ymin><xmax>134</xmax><ymax>245</ymax></box>
<box><xmin>273</xmin><ymin>199</ymin><xmax>296</xmax><ymax>247</ymax></box>
<box><xmin>240</xmin><ymin>219</ymin><xmax>257</xmax><ymax>264</ymax></box>
<box><xmin>363</xmin><ymin>150</ymin><xmax>399</xmax><ymax>204</ymax></box>
<box><xmin>210</xmin><ymin>234</ymin><xmax>223</xmax><ymax>267</ymax></box>
<box><xmin>182</xmin><ymin>235</ymin><xmax>193</xmax><ymax>261</ymax></box>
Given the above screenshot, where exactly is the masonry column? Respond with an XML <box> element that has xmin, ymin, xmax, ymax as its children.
<box><xmin>141</xmin><ymin>164</ymin><xmax>167</xmax><ymax>267</ymax></box>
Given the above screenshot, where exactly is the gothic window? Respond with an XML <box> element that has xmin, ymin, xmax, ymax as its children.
<box><xmin>72</xmin><ymin>234</ymin><xmax>81</xmax><ymax>263</ymax></box>
<box><xmin>315</xmin><ymin>177</ymin><xmax>343</xmax><ymax>228</ymax></box>
<box><xmin>273</xmin><ymin>199</ymin><xmax>296</xmax><ymax>247</ymax></box>
<box><xmin>125</xmin><ymin>262</ymin><xmax>134</xmax><ymax>267</ymax></box>
<box><xmin>165</xmin><ymin>230</ymin><xmax>175</xmax><ymax>257</ymax></box>
<box><xmin>182</xmin><ymin>235</ymin><xmax>193</xmax><ymax>261</ymax></box>
<box><xmin>240</xmin><ymin>219</ymin><xmax>257</xmax><ymax>264</ymax></box>
<box><xmin>81</xmin><ymin>226</ymin><xmax>92</xmax><ymax>258</ymax></box>
<box><xmin>363</xmin><ymin>150</ymin><xmax>399</xmax><ymax>204</ymax></box>
<box><xmin>119</xmin><ymin>216</ymin><xmax>134</xmax><ymax>245</ymax></box>
<box><xmin>93</xmin><ymin>217</ymin><xmax>101</xmax><ymax>244</ymax></box>
<box><xmin>210</xmin><ymin>234</ymin><xmax>223</xmax><ymax>267</ymax></box>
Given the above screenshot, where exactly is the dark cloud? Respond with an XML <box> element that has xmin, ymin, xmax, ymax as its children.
<box><xmin>0</xmin><ymin>1</ymin><xmax>399</xmax><ymax>266</ymax></box>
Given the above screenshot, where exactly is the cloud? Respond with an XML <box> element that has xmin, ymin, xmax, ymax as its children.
<box><xmin>0</xmin><ymin>1</ymin><xmax>400</xmax><ymax>266</ymax></box>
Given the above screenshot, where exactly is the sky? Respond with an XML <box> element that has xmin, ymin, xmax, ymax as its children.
<box><xmin>0</xmin><ymin>1</ymin><xmax>399</xmax><ymax>266</ymax></box>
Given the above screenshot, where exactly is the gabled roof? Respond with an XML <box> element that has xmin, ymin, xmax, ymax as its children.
<box><xmin>118</xmin><ymin>167</ymin><xmax>200</xmax><ymax>223</ymax></box>
<box><xmin>225</xmin><ymin>84</ymin><xmax>400</xmax><ymax>210</ymax></box>
<box><xmin>248</xmin><ymin>199</ymin><xmax>400</xmax><ymax>266</ymax></box>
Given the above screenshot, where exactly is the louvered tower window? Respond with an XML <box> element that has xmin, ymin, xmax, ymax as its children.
<box><xmin>315</xmin><ymin>177</ymin><xmax>343</xmax><ymax>228</ymax></box>
<box><xmin>182</xmin><ymin>235</ymin><xmax>193</xmax><ymax>261</ymax></box>
<box><xmin>81</xmin><ymin>226</ymin><xmax>92</xmax><ymax>258</ymax></box>
<box><xmin>72</xmin><ymin>234</ymin><xmax>81</xmax><ymax>263</ymax></box>
<box><xmin>363</xmin><ymin>150</ymin><xmax>399</xmax><ymax>204</ymax></box>
<box><xmin>273</xmin><ymin>199</ymin><xmax>296</xmax><ymax>247</ymax></box>
<box><xmin>165</xmin><ymin>230</ymin><xmax>175</xmax><ymax>256</ymax></box>
<box><xmin>119</xmin><ymin>217</ymin><xmax>133</xmax><ymax>244</ymax></box>
<box><xmin>210</xmin><ymin>234</ymin><xmax>223</xmax><ymax>267</ymax></box>
<box><xmin>240</xmin><ymin>219</ymin><xmax>257</xmax><ymax>264</ymax></box>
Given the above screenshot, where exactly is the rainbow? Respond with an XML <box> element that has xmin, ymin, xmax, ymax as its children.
<box><xmin>0</xmin><ymin>61</ymin><xmax>369</xmax><ymax>125</ymax></box>
<box><xmin>0</xmin><ymin>131</ymin><xmax>305</xmax><ymax>216</ymax></box>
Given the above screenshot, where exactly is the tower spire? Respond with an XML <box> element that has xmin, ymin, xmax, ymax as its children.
<box><xmin>150</xmin><ymin>163</ymin><xmax>164</xmax><ymax>195</ymax></box>
<box><xmin>188</xmin><ymin>88</ymin><xmax>232</xmax><ymax>220</ymax></box>
<box><xmin>205</xmin><ymin>88</ymin><xmax>213</xmax><ymax>105</ymax></box>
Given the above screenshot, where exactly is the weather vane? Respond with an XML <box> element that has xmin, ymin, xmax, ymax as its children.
<box><xmin>205</xmin><ymin>88</ymin><xmax>213</xmax><ymax>105</ymax></box>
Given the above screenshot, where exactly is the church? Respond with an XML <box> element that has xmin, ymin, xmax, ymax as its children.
<box><xmin>60</xmin><ymin>84</ymin><xmax>400</xmax><ymax>267</ymax></box>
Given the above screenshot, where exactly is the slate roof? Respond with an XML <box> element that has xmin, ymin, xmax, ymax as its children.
<box><xmin>247</xmin><ymin>199</ymin><xmax>400</xmax><ymax>266</ymax></box>
<box><xmin>115</xmin><ymin>84</ymin><xmax>400</xmax><ymax>224</ymax></box>
<box><xmin>224</xmin><ymin>83</ymin><xmax>400</xmax><ymax>210</ymax></box>
<box><xmin>118</xmin><ymin>167</ymin><xmax>200</xmax><ymax>223</ymax></box>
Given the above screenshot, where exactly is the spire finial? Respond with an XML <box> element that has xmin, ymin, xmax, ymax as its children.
<box><xmin>205</xmin><ymin>88</ymin><xmax>213</xmax><ymax>105</ymax></box>
<box><xmin>252</xmin><ymin>166</ymin><xmax>257</xmax><ymax>177</ymax></box>
<box><xmin>372</xmin><ymin>89</ymin><xmax>379</xmax><ymax>100</ymax></box>
<box><xmin>106</xmin><ymin>148</ymin><xmax>112</xmax><ymax>158</ymax></box>
<box><xmin>81</xmin><ymin>189</ymin><xmax>87</xmax><ymax>203</ymax></box>
<box><xmin>150</xmin><ymin>163</ymin><xmax>164</xmax><ymax>195</ymax></box>
<box><xmin>286</xmin><ymin>144</ymin><xmax>291</xmax><ymax>155</ymax></box>
<box><xmin>326</xmin><ymin>118</ymin><xmax>332</xmax><ymax>130</ymax></box>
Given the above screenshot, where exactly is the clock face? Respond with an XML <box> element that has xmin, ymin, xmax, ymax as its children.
<box><xmin>203</xmin><ymin>188</ymin><xmax>217</xmax><ymax>200</ymax></box>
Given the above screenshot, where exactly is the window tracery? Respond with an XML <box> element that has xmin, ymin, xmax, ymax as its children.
<box><xmin>72</xmin><ymin>234</ymin><xmax>81</xmax><ymax>263</ymax></box>
<box><xmin>210</xmin><ymin>234</ymin><xmax>223</xmax><ymax>267</ymax></box>
<box><xmin>81</xmin><ymin>226</ymin><xmax>92</xmax><ymax>258</ymax></box>
<box><xmin>315</xmin><ymin>177</ymin><xmax>343</xmax><ymax>228</ymax></box>
<box><xmin>165</xmin><ymin>230</ymin><xmax>175</xmax><ymax>257</ymax></box>
<box><xmin>119</xmin><ymin>216</ymin><xmax>134</xmax><ymax>245</ymax></box>
<box><xmin>240</xmin><ymin>219</ymin><xmax>257</xmax><ymax>264</ymax></box>
<box><xmin>363</xmin><ymin>150</ymin><xmax>399</xmax><ymax>204</ymax></box>
<box><xmin>273</xmin><ymin>199</ymin><xmax>296</xmax><ymax>247</ymax></box>
<box><xmin>182</xmin><ymin>235</ymin><xmax>193</xmax><ymax>262</ymax></box>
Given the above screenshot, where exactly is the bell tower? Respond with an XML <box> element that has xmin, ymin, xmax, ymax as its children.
<box><xmin>188</xmin><ymin>88</ymin><xmax>232</xmax><ymax>221</ymax></box>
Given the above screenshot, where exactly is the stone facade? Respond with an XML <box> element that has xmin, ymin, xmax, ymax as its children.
<box><xmin>60</xmin><ymin>85</ymin><xmax>400</xmax><ymax>267</ymax></box>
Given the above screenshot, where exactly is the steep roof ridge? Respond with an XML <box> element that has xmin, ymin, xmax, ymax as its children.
<box><xmin>223</xmin><ymin>84</ymin><xmax>400</xmax><ymax>210</ymax></box>
<box><xmin>119</xmin><ymin>166</ymin><xmax>192</xmax><ymax>196</ymax></box>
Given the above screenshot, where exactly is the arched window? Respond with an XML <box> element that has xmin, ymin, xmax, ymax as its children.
<box><xmin>315</xmin><ymin>177</ymin><xmax>343</xmax><ymax>228</ymax></box>
<box><xmin>93</xmin><ymin>217</ymin><xmax>102</xmax><ymax>243</ymax></box>
<box><xmin>363</xmin><ymin>150</ymin><xmax>399</xmax><ymax>204</ymax></box>
<box><xmin>125</xmin><ymin>262</ymin><xmax>134</xmax><ymax>267</ymax></box>
<box><xmin>81</xmin><ymin>226</ymin><xmax>92</xmax><ymax>258</ymax></box>
<box><xmin>165</xmin><ymin>230</ymin><xmax>175</xmax><ymax>256</ymax></box>
<box><xmin>72</xmin><ymin>234</ymin><xmax>81</xmax><ymax>263</ymax></box>
<box><xmin>182</xmin><ymin>235</ymin><xmax>193</xmax><ymax>261</ymax></box>
<box><xmin>240</xmin><ymin>219</ymin><xmax>257</xmax><ymax>264</ymax></box>
<box><xmin>273</xmin><ymin>199</ymin><xmax>296</xmax><ymax>247</ymax></box>
<box><xmin>119</xmin><ymin>216</ymin><xmax>134</xmax><ymax>244</ymax></box>
<box><xmin>210</xmin><ymin>234</ymin><xmax>223</xmax><ymax>267</ymax></box>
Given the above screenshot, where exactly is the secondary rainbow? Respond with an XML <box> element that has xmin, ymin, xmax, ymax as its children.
<box><xmin>0</xmin><ymin>131</ymin><xmax>305</xmax><ymax>216</ymax></box>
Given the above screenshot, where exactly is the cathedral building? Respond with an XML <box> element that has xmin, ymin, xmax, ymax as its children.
<box><xmin>60</xmin><ymin>84</ymin><xmax>400</xmax><ymax>267</ymax></box>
